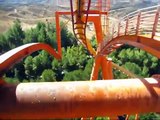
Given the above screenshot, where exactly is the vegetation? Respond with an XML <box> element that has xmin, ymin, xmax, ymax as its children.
<box><xmin>1</xmin><ymin>19</ymin><xmax>91</xmax><ymax>83</ymax></box>
<box><xmin>109</xmin><ymin>45</ymin><xmax>160</xmax><ymax>79</ymax></box>
<box><xmin>1</xmin><ymin>20</ymin><xmax>160</xmax><ymax>120</ymax></box>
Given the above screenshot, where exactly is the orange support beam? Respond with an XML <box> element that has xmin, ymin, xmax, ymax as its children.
<box><xmin>1</xmin><ymin>78</ymin><xmax>160</xmax><ymax>119</ymax></box>
<box><xmin>90</xmin><ymin>55</ymin><xmax>102</xmax><ymax>80</ymax></box>
<box><xmin>101</xmin><ymin>57</ymin><xmax>113</xmax><ymax>79</ymax></box>
<box><xmin>152</xmin><ymin>7</ymin><xmax>160</xmax><ymax>39</ymax></box>
<box><xmin>136</xmin><ymin>12</ymin><xmax>141</xmax><ymax>36</ymax></box>
<box><xmin>90</xmin><ymin>55</ymin><xmax>113</xmax><ymax>80</ymax></box>
<box><xmin>55</xmin><ymin>12</ymin><xmax>62</xmax><ymax>56</ymax></box>
<box><xmin>87</xmin><ymin>16</ymin><xmax>103</xmax><ymax>44</ymax></box>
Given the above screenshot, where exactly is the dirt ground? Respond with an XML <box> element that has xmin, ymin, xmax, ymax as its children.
<box><xmin>0</xmin><ymin>4</ymin><xmax>56</xmax><ymax>33</ymax></box>
<box><xmin>0</xmin><ymin>4</ymin><xmax>109</xmax><ymax>39</ymax></box>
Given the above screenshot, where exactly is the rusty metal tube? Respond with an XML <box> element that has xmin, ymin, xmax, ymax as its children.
<box><xmin>0</xmin><ymin>78</ymin><xmax>160</xmax><ymax>119</ymax></box>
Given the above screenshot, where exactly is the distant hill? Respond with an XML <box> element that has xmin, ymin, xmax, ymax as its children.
<box><xmin>0</xmin><ymin>0</ymin><xmax>55</xmax><ymax>5</ymax></box>
<box><xmin>110</xmin><ymin>1</ymin><xmax>158</xmax><ymax>18</ymax></box>
<box><xmin>0</xmin><ymin>0</ymin><xmax>158</xmax><ymax>7</ymax></box>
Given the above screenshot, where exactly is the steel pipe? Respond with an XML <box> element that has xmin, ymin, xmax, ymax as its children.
<box><xmin>0</xmin><ymin>78</ymin><xmax>160</xmax><ymax>119</ymax></box>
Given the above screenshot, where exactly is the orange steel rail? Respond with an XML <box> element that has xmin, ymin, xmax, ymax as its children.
<box><xmin>99</xmin><ymin>5</ymin><xmax>160</xmax><ymax>57</ymax></box>
<box><xmin>0</xmin><ymin>43</ymin><xmax>61</xmax><ymax>76</ymax></box>
<box><xmin>55</xmin><ymin>0</ymin><xmax>111</xmax><ymax>81</ymax></box>
<box><xmin>1</xmin><ymin>78</ymin><xmax>160</xmax><ymax>119</ymax></box>
<box><xmin>70</xmin><ymin>0</ymin><xmax>92</xmax><ymax>51</ymax></box>
<box><xmin>1</xmin><ymin>1</ymin><xmax>160</xmax><ymax>119</ymax></box>
<box><xmin>69</xmin><ymin>0</ymin><xmax>110</xmax><ymax>56</ymax></box>
<box><xmin>91</xmin><ymin>5</ymin><xmax>160</xmax><ymax>80</ymax></box>
<box><xmin>0</xmin><ymin>0</ymin><xmax>110</xmax><ymax>77</ymax></box>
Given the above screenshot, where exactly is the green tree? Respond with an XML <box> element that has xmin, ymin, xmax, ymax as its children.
<box><xmin>40</xmin><ymin>69</ymin><xmax>56</xmax><ymax>82</ymax></box>
<box><xmin>14</xmin><ymin>62</ymin><xmax>25</xmax><ymax>82</ymax></box>
<box><xmin>109</xmin><ymin>45</ymin><xmax>160</xmax><ymax>120</ymax></box>
<box><xmin>37</xmin><ymin>24</ymin><xmax>47</xmax><ymax>43</ymax></box>
<box><xmin>0</xmin><ymin>33</ymin><xmax>7</xmax><ymax>53</ymax></box>
<box><xmin>63</xmin><ymin>70</ymin><xmax>85</xmax><ymax>81</ymax></box>
<box><xmin>24</xmin><ymin>56</ymin><xmax>34</xmax><ymax>80</ymax></box>
<box><xmin>83</xmin><ymin>58</ymin><xmax>94</xmax><ymax>79</ymax></box>
<box><xmin>60</xmin><ymin>22</ymin><xmax>77</xmax><ymax>48</ymax></box>
<box><xmin>96</xmin><ymin>117</ymin><xmax>109</xmax><ymax>120</ymax></box>
<box><xmin>123</xmin><ymin>62</ymin><xmax>141</xmax><ymax>76</ymax></box>
<box><xmin>23</xmin><ymin>51</ymin><xmax>53</xmax><ymax>81</ymax></box>
<box><xmin>52</xmin><ymin>45</ymin><xmax>89</xmax><ymax>81</ymax></box>
<box><xmin>63</xmin><ymin>58</ymin><xmax>93</xmax><ymax>81</ymax></box>
<box><xmin>109</xmin><ymin>45</ymin><xmax>160</xmax><ymax>78</ymax></box>
<box><xmin>5</xmin><ymin>19</ymin><xmax>24</xmax><ymax>50</ymax></box>
<box><xmin>23</xmin><ymin>28</ymin><xmax>39</xmax><ymax>44</ymax></box>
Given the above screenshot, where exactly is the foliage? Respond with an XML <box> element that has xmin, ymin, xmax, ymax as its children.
<box><xmin>4</xmin><ymin>77</ymin><xmax>19</xmax><ymax>83</ymax></box>
<box><xmin>109</xmin><ymin>45</ymin><xmax>160</xmax><ymax>78</ymax></box>
<box><xmin>0</xmin><ymin>34</ymin><xmax>7</xmax><ymax>53</ymax></box>
<box><xmin>90</xmin><ymin>35</ymin><xmax>97</xmax><ymax>49</ymax></box>
<box><xmin>96</xmin><ymin>117</ymin><xmax>109</xmax><ymax>120</ymax></box>
<box><xmin>0</xmin><ymin>19</ymin><xmax>24</xmax><ymax>52</ymax></box>
<box><xmin>108</xmin><ymin>45</ymin><xmax>160</xmax><ymax>120</ymax></box>
<box><xmin>52</xmin><ymin>45</ymin><xmax>92</xmax><ymax>81</ymax></box>
<box><xmin>1</xmin><ymin>20</ymin><xmax>160</xmax><ymax>120</ymax></box>
<box><xmin>1</xmin><ymin>20</ymin><xmax>78</xmax><ymax>81</ymax></box>
<box><xmin>40</xmin><ymin>69</ymin><xmax>56</xmax><ymax>82</ymax></box>
<box><xmin>139</xmin><ymin>113</ymin><xmax>160</xmax><ymax>120</ymax></box>
<box><xmin>128</xmin><ymin>113</ymin><xmax>160</xmax><ymax>120</ymax></box>
<box><xmin>63</xmin><ymin>70</ymin><xmax>85</xmax><ymax>81</ymax></box>
<box><xmin>60</xmin><ymin>22</ymin><xmax>77</xmax><ymax>48</ymax></box>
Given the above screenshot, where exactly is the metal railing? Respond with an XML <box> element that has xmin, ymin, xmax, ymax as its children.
<box><xmin>101</xmin><ymin>5</ymin><xmax>160</xmax><ymax>49</ymax></box>
<box><xmin>57</xmin><ymin>0</ymin><xmax>110</xmax><ymax>12</ymax></box>
<box><xmin>84</xmin><ymin>0</ymin><xmax>110</xmax><ymax>12</ymax></box>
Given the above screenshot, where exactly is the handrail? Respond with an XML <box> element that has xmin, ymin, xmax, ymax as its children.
<box><xmin>122</xmin><ymin>5</ymin><xmax>160</xmax><ymax>20</ymax></box>
<box><xmin>100</xmin><ymin>5</ymin><xmax>160</xmax><ymax>52</ymax></box>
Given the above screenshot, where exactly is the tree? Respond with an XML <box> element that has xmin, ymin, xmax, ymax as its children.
<box><xmin>63</xmin><ymin>70</ymin><xmax>85</xmax><ymax>81</ymax></box>
<box><xmin>37</xmin><ymin>25</ymin><xmax>47</xmax><ymax>43</ymax></box>
<box><xmin>96</xmin><ymin>117</ymin><xmax>109</xmax><ymax>120</ymax></box>
<box><xmin>60</xmin><ymin>22</ymin><xmax>77</xmax><ymax>48</ymax></box>
<box><xmin>47</xmin><ymin>31</ymin><xmax>57</xmax><ymax>48</ymax></box>
<box><xmin>109</xmin><ymin>45</ymin><xmax>160</xmax><ymax>78</ymax></box>
<box><xmin>123</xmin><ymin>62</ymin><xmax>142</xmax><ymax>76</ymax></box>
<box><xmin>83</xmin><ymin>58</ymin><xmax>94</xmax><ymax>79</ymax></box>
<box><xmin>139</xmin><ymin>113</ymin><xmax>160</xmax><ymax>120</ymax></box>
<box><xmin>24</xmin><ymin>56</ymin><xmax>34</xmax><ymax>80</ymax></box>
<box><xmin>23</xmin><ymin>28</ymin><xmax>39</xmax><ymax>44</ymax></box>
<box><xmin>14</xmin><ymin>61</ymin><xmax>25</xmax><ymax>82</ymax></box>
<box><xmin>5</xmin><ymin>19</ymin><xmax>24</xmax><ymax>50</ymax></box>
<box><xmin>63</xmin><ymin>58</ymin><xmax>93</xmax><ymax>81</ymax></box>
<box><xmin>23</xmin><ymin>50</ymin><xmax>53</xmax><ymax>81</ymax></box>
<box><xmin>40</xmin><ymin>69</ymin><xmax>56</xmax><ymax>82</ymax></box>
<box><xmin>0</xmin><ymin>33</ymin><xmax>7</xmax><ymax>53</ymax></box>
<box><xmin>109</xmin><ymin>45</ymin><xmax>160</xmax><ymax>120</ymax></box>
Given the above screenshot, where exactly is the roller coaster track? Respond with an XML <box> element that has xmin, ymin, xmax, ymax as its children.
<box><xmin>1</xmin><ymin>2</ymin><xmax>159</xmax><ymax>76</ymax></box>
<box><xmin>1</xmin><ymin>1</ymin><xmax>160</xmax><ymax>119</ymax></box>
<box><xmin>0</xmin><ymin>43</ymin><xmax>61</xmax><ymax>76</ymax></box>
<box><xmin>99</xmin><ymin>5</ymin><xmax>160</xmax><ymax>59</ymax></box>
<box><xmin>90</xmin><ymin>5</ymin><xmax>160</xmax><ymax>81</ymax></box>
<box><xmin>70</xmin><ymin>0</ymin><xmax>96</xmax><ymax>56</ymax></box>
<box><xmin>0</xmin><ymin>0</ymin><xmax>109</xmax><ymax>77</ymax></box>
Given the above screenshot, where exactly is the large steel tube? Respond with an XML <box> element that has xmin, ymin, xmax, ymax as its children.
<box><xmin>0</xmin><ymin>78</ymin><xmax>160</xmax><ymax>119</ymax></box>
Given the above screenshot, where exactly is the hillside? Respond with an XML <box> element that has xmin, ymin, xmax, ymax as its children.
<box><xmin>0</xmin><ymin>3</ymin><xmax>57</xmax><ymax>33</ymax></box>
<box><xmin>0</xmin><ymin>0</ymin><xmax>158</xmax><ymax>33</ymax></box>
<box><xmin>0</xmin><ymin>0</ymin><xmax>49</xmax><ymax>5</ymax></box>
<box><xmin>110</xmin><ymin>1</ymin><xmax>158</xmax><ymax>18</ymax></box>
